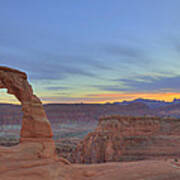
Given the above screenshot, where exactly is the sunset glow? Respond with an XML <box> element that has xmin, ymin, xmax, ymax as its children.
<box><xmin>1</xmin><ymin>1</ymin><xmax>180</xmax><ymax>104</ymax></box>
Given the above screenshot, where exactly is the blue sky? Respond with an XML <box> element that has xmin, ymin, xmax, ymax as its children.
<box><xmin>1</xmin><ymin>0</ymin><xmax>180</xmax><ymax>103</ymax></box>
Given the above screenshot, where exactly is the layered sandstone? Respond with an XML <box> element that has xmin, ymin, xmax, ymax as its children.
<box><xmin>72</xmin><ymin>116</ymin><xmax>180</xmax><ymax>163</ymax></box>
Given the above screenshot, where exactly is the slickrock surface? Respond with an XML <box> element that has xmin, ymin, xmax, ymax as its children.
<box><xmin>74</xmin><ymin>160</ymin><xmax>180</xmax><ymax>180</ymax></box>
<box><xmin>72</xmin><ymin>115</ymin><xmax>180</xmax><ymax>163</ymax></box>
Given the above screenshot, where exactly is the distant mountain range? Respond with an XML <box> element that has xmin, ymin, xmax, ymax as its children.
<box><xmin>112</xmin><ymin>98</ymin><xmax>180</xmax><ymax>108</ymax></box>
<box><xmin>2</xmin><ymin>98</ymin><xmax>180</xmax><ymax>126</ymax></box>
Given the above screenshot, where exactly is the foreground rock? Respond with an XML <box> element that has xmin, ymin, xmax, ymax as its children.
<box><xmin>72</xmin><ymin>115</ymin><xmax>180</xmax><ymax>163</ymax></box>
<box><xmin>75</xmin><ymin>159</ymin><xmax>180</xmax><ymax>180</ymax></box>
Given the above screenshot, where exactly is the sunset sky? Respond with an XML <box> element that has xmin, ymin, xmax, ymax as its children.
<box><xmin>1</xmin><ymin>0</ymin><xmax>180</xmax><ymax>104</ymax></box>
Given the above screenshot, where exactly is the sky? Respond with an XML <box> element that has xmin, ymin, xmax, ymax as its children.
<box><xmin>1</xmin><ymin>0</ymin><xmax>180</xmax><ymax>104</ymax></box>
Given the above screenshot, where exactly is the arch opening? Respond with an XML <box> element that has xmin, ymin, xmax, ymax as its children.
<box><xmin>0</xmin><ymin>88</ymin><xmax>22</xmax><ymax>146</ymax></box>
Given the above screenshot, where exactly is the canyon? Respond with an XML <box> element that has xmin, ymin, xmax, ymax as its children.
<box><xmin>2</xmin><ymin>101</ymin><xmax>180</xmax><ymax>162</ymax></box>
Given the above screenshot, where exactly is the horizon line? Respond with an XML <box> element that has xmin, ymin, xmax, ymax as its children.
<box><xmin>1</xmin><ymin>97</ymin><xmax>180</xmax><ymax>105</ymax></box>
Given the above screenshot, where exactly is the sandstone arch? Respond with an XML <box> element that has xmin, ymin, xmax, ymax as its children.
<box><xmin>0</xmin><ymin>66</ymin><xmax>90</xmax><ymax>180</ymax></box>
<box><xmin>0</xmin><ymin>66</ymin><xmax>53</xmax><ymax>139</ymax></box>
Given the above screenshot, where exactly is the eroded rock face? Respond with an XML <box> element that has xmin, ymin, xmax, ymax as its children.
<box><xmin>0</xmin><ymin>66</ymin><xmax>52</xmax><ymax>138</ymax></box>
<box><xmin>72</xmin><ymin>116</ymin><xmax>180</xmax><ymax>164</ymax></box>
<box><xmin>72</xmin><ymin>116</ymin><xmax>160</xmax><ymax>163</ymax></box>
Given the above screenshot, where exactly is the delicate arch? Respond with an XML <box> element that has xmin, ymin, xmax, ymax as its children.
<box><xmin>0</xmin><ymin>66</ymin><xmax>53</xmax><ymax>139</ymax></box>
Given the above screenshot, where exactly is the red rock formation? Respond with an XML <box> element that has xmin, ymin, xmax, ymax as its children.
<box><xmin>72</xmin><ymin>115</ymin><xmax>180</xmax><ymax>164</ymax></box>
<box><xmin>0</xmin><ymin>66</ymin><xmax>86</xmax><ymax>179</ymax></box>
<box><xmin>0</xmin><ymin>66</ymin><xmax>52</xmax><ymax>139</ymax></box>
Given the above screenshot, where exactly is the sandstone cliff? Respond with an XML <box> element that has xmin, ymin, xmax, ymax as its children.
<box><xmin>72</xmin><ymin>115</ymin><xmax>180</xmax><ymax>163</ymax></box>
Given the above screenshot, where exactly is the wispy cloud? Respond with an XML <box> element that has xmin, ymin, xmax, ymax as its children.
<box><xmin>45</xmin><ymin>86</ymin><xmax>70</xmax><ymax>91</ymax></box>
<box><xmin>115</xmin><ymin>75</ymin><xmax>180</xmax><ymax>92</ymax></box>
<box><xmin>0</xmin><ymin>54</ymin><xmax>97</xmax><ymax>80</ymax></box>
<box><xmin>103</xmin><ymin>44</ymin><xmax>144</xmax><ymax>59</ymax></box>
<box><xmin>93</xmin><ymin>73</ymin><xmax>180</xmax><ymax>93</ymax></box>
<box><xmin>100</xmin><ymin>43</ymin><xmax>150</xmax><ymax>67</ymax></box>
<box><xmin>93</xmin><ymin>85</ymin><xmax>126</xmax><ymax>92</ymax></box>
<box><xmin>0</xmin><ymin>48</ymin><xmax>113</xmax><ymax>81</ymax></box>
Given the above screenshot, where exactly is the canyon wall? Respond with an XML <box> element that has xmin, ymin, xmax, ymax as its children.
<box><xmin>72</xmin><ymin>116</ymin><xmax>180</xmax><ymax>163</ymax></box>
